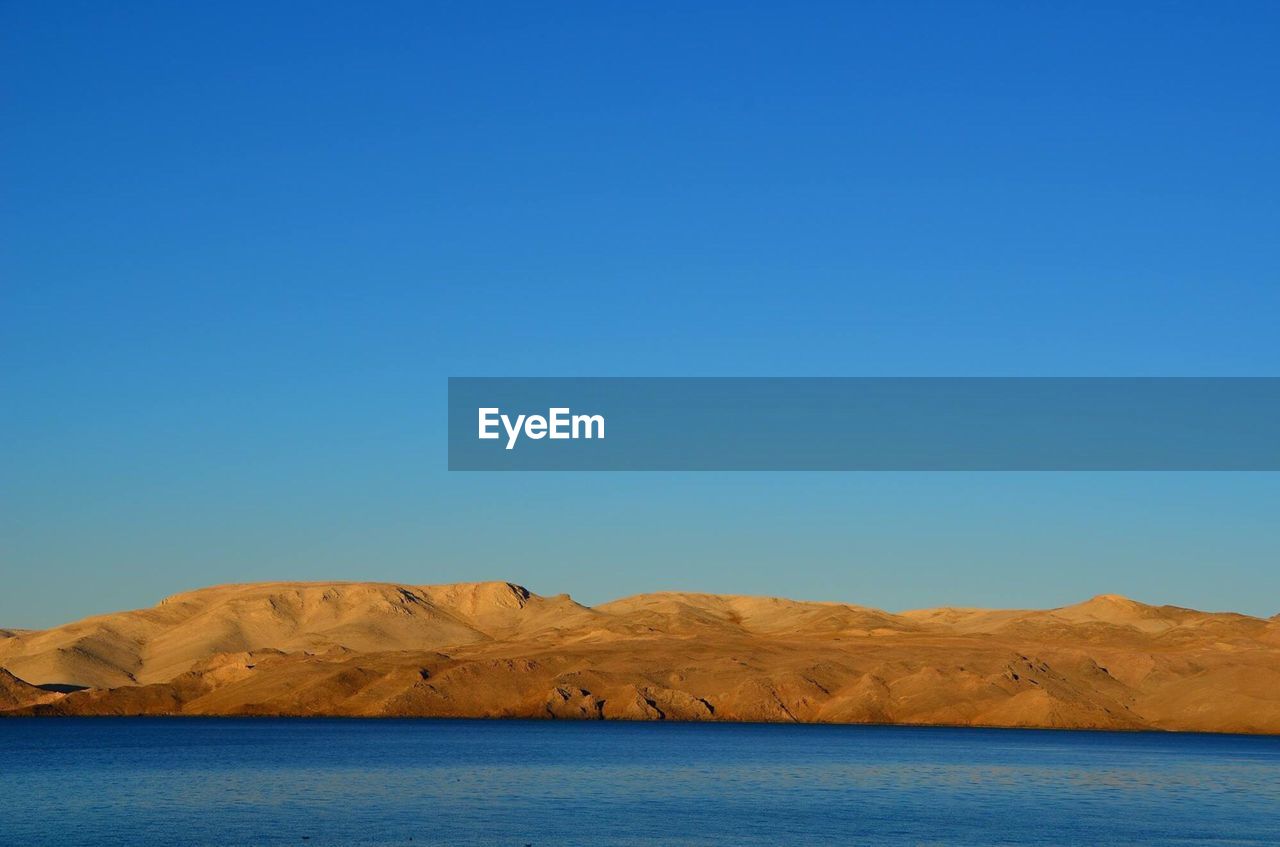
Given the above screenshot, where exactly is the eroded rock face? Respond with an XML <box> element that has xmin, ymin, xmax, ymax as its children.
<box><xmin>4</xmin><ymin>582</ymin><xmax>1279</xmax><ymax>734</ymax></box>
<box><xmin>545</xmin><ymin>687</ymin><xmax>604</xmax><ymax>720</ymax></box>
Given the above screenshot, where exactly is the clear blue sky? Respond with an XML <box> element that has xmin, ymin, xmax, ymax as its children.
<box><xmin>3</xmin><ymin>2</ymin><xmax>1278</xmax><ymax>627</ymax></box>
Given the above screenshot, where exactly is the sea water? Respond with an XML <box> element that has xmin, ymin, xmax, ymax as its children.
<box><xmin>2</xmin><ymin>719</ymin><xmax>1277</xmax><ymax>846</ymax></box>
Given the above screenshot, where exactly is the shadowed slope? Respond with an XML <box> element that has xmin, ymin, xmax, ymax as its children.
<box><xmin>0</xmin><ymin>669</ymin><xmax>61</xmax><ymax>710</ymax></box>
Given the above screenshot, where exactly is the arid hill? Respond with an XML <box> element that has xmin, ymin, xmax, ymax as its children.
<box><xmin>0</xmin><ymin>668</ymin><xmax>62</xmax><ymax>711</ymax></box>
<box><xmin>2</xmin><ymin>581</ymin><xmax>1277</xmax><ymax>734</ymax></box>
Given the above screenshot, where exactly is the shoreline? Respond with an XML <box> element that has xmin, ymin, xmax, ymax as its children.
<box><xmin>5</xmin><ymin>712</ymin><xmax>1280</xmax><ymax>739</ymax></box>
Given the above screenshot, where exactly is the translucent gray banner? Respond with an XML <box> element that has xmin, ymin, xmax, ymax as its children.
<box><xmin>447</xmin><ymin>378</ymin><xmax>1280</xmax><ymax>470</ymax></box>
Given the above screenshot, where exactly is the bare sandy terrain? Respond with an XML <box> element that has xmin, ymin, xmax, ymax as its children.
<box><xmin>2</xmin><ymin>581</ymin><xmax>1277</xmax><ymax>733</ymax></box>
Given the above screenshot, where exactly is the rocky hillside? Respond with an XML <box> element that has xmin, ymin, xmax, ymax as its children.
<box><xmin>2</xmin><ymin>581</ymin><xmax>1277</xmax><ymax>734</ymax></box>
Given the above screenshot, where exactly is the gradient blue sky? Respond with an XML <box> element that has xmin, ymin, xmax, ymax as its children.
<box><xmin>3</xmin><ymin>2</ymin><xmax>1279</xmax><ymax>627</ymax></box>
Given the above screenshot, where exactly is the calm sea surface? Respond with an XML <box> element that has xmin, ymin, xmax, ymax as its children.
<box><xmin>2</xmin><ymin>719</ymin><xmax>1278</xmax><ymax>847</ymax></box>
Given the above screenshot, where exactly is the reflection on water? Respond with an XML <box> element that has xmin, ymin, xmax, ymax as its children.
<box><xmin>4</xmin><ymin>719</ymin><xmax>1278</xmax><ymax>846</ymax></box>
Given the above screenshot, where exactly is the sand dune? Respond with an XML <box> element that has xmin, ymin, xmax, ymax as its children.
<box><xmin>2</xmin><ymin>581</ymin><xmax>1277</xmax><ymax>734</ymax></box>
